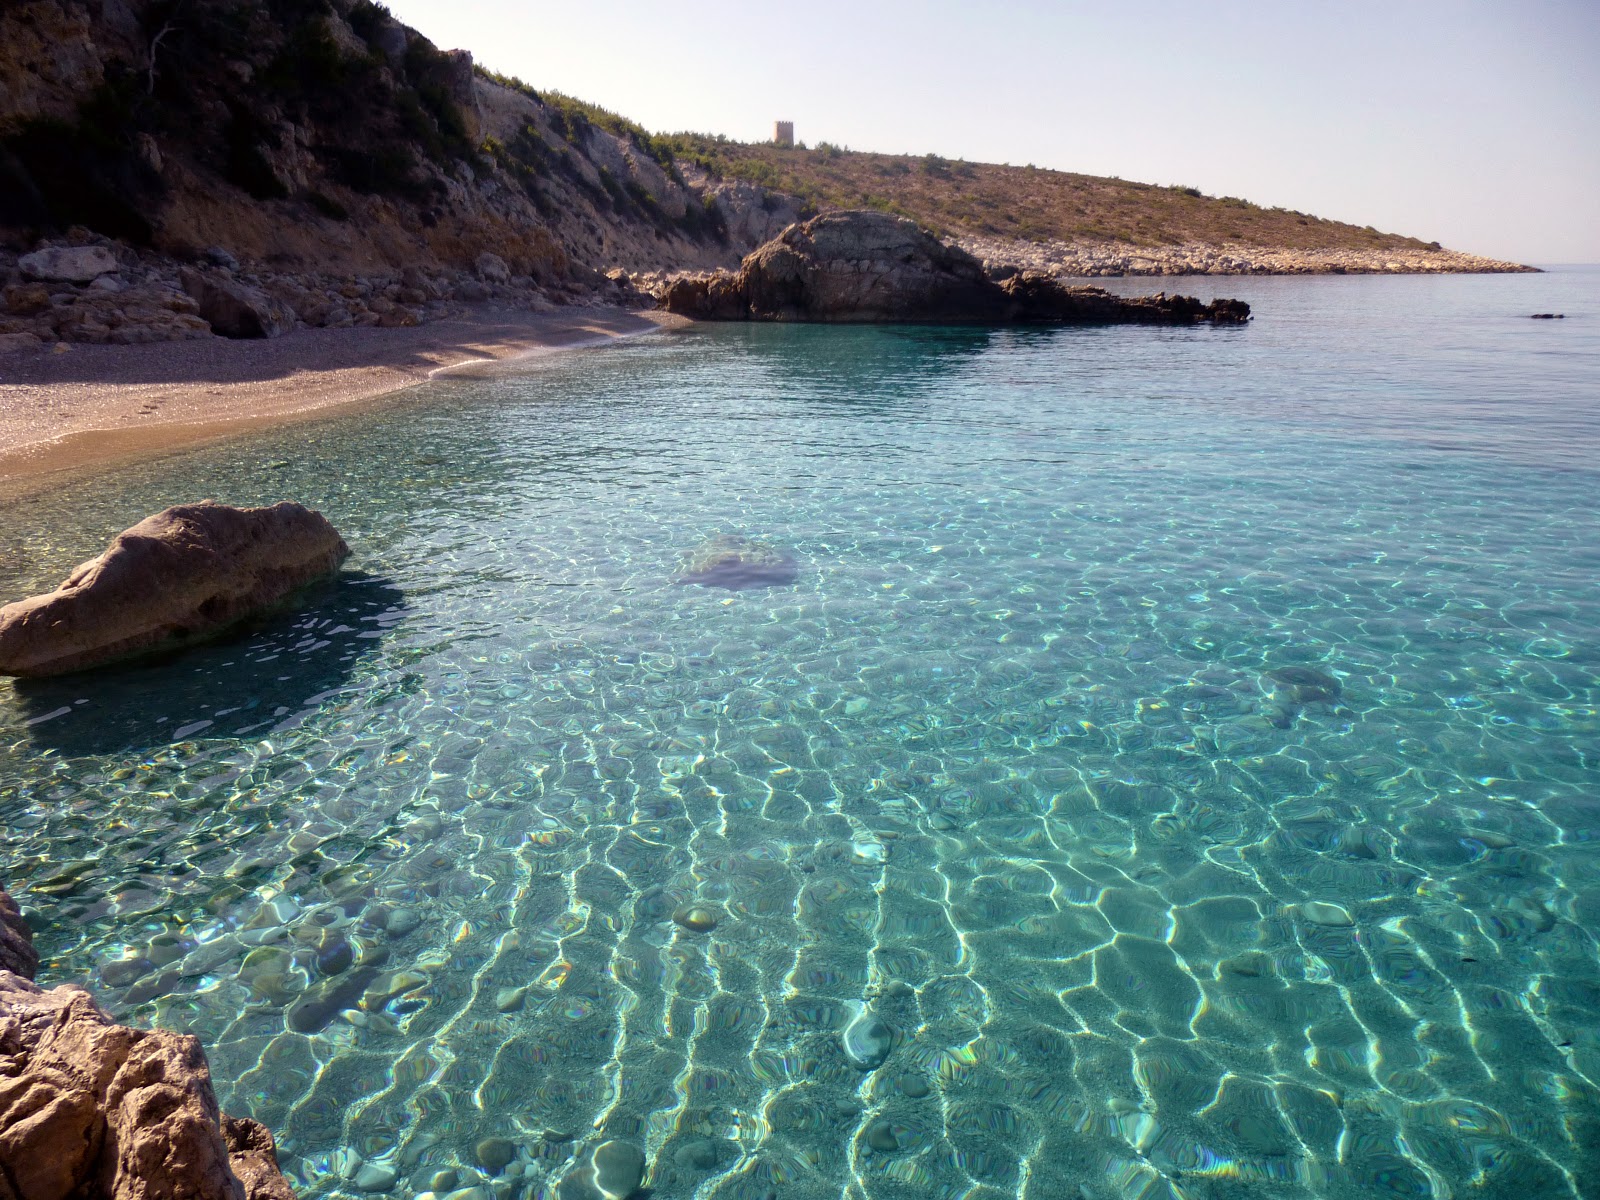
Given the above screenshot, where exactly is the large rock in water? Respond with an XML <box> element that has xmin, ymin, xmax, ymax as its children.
<box><xmin>179</xmin><ymin>269</ymin><xmax>296</xmax><ymax>338</ymax></box>
<box><xmin>659</xmin><ymin>211</ymin><xmax>1250</xmax><ymax>325</ymax></box>
<box><xmin>0</xmin><ymin>886</ymin><xmax>295</xmax><ymax>1200</ymax></box>
<box><xmin>0</xmin><ymin>886</ymin><xmax>37</xmax><ymax>979</ymax></box>
<box><xmin>0</xmin><ymin>501</ymin><xmax>349</xmax><ymax>677</ymax></box>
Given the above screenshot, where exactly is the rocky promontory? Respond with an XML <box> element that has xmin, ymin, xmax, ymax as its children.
<box><xmin>655</xmin><ymin>212</ymin><xmax>1251</xmax><ymax>326</ymax></box>
<box><xmin>957</xmin><ymin>234</ymin><xmax>1536</xmax><ymax>278</ymax></box>
<box><xmin>0</xmin><ymin>885</ymin><xmax>296</xmax><ymax>1200</ymax></box>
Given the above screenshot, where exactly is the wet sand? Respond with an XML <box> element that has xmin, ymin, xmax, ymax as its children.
<box><xmin>0</xmin><ymin>306</ymin><xmax>681</xmax><ymax>501</ymax></box>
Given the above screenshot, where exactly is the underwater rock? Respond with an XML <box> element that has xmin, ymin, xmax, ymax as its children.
<box><xmin>591</xmin><ymin>1140</ymin><xmax>646</xmax><ymax>1199</ymax></box>
<box><xmin>495</xmin><ymin>985</ymin><xmax>528</xmax><ymax>1012</ymax></box>
<box><xmin>671</xmin><ymin>904</ymin><xmax>720</xmax><ymax>933</ymax></box>
<box><xmin>842</xmin><ymin>1003</ymin><xmax>893</xmax><ymax>1069</ymax></box>
<box><xmin>1299</xmin><ymin>901</ymin><xmax>1355</xmax><ymax>927</ymax></box>
<box><xmin>0</xmin><ymin>970</ymin><xmax>295</xmax><ymax>1200</ymax></box>
<box><xmin>0</xmin><ymin>501</ymin><xmax>350</xmax><ymax>677</ymax></box>
<box><xmin>896</xmin><ymin>1073</ymin><xmax>931</xmax><ymax>1098</ymax></box>
<box><xmin>1266</xmin><ymin>665</ymin><xmax>1342</xmax><ymax>704</ymax></box>
<box><xmin>354</xmin><ymin>1163</ymin><xmax>399</xmax><ymax>1192</ymax></box>
<box><xmin>850</xmin><ymin>839</ymin><xmax>889</xmax><ymax>866</ymax></box>
<box><xmin>677</xmin><ymin>533</ymin><xmax>798</xmax><ymax>590</ymax></box>
<box><xmin>865</xmin><ymin>1119</ymin><xmax>900</xmax><ymax>1152</ymax></box>
<box><xmin>475</xmin><ymin>1137</ymin><xmax>517</xmax><ymax>1173</ymax></box>
<box><xmin>672</xmin><ymin>1139</ymin><xmax>721</xmax><ymax>1170</ymax></box>
<box><xmin>0</xmin><ymin>886</ymin><xmax>37</xmax><ymax>978</ymax></box>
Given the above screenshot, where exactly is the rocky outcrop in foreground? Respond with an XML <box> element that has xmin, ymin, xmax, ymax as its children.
<box><xmin>958</xmin><ymin>235</ymin><xmax>1536</xmax><ymax>277</ymax></box>
<box><xmin>0</xmin><ymin>885</ymin><xmax>294</xmax><ymax>1200</ymax></box>
<box><xmin>0</xmin><ymin>501</ymin><xmax>348</xmax><ymax>677</ymax></box>
<box><xmin>657</xmin><ymin>213</ymin><xmax>1250</xmax><ymax>325</ymax></box>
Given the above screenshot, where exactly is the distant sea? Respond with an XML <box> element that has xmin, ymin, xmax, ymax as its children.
<box><xmin>3</xmin><ymin>266</ymin><xmax>1597</xmax><ymax>1200</ymax></box>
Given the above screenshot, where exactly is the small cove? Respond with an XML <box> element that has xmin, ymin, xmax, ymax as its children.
<box><xmin>3</xmin><ymin>268</ymin><xmax>1598</xmax><ymax>1200</ymax></box>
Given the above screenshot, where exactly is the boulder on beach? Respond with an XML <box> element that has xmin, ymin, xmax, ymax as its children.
<box><xmin>18</xmin><ymin>245</ymin><xmax>118</xmax><ymax>283</ymax></box>
<box><xmin>677</xmin><ymin>533</ymin><xmax>798</xmax><ymax>590</ymax></box>
<box><xmin>0</xmin><ymin>887</ymin><xmax>295</xmax><ymax>1200</ymax></box>
<box><xmin>0</xmin><ymin>501</ymin><xmax>350</xmax><ymax>677</ymax></box>
<box><xmin>180</xmin><ymin>268</ymin><xmax>296</xmax><ymax>338</ymax></box>
<box><xmin>659</xmin><ymin>211</ymin><xmax>1251</xmax><ymax>326</ymax></box>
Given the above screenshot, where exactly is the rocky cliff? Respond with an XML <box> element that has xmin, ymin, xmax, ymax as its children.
<box><xmin>0</xmin><ymin>0</ymin><xmax>794</xmax><ymax>279</ymax></box>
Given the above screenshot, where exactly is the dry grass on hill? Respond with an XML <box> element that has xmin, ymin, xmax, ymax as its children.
<box><xmin>663</xmin><ymin>136</ymin><xmax>1438</xmax><ymax>252</ymax></box>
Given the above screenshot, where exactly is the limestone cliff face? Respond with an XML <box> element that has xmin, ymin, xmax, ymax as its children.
<box><xmin>0</xmin><ymin>0</ymin><xmax>776</xmax><ymax>277</ymax></box>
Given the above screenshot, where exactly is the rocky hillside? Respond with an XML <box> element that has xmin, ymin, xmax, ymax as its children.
<box><xmin>665</xmin><ymin>137</ymin><xmax>1533</xmax><ymax>275</ymax></box>
<box><xmin>0</xmin><ymin>0</ymin><xmax>1529</xmax><ymax>354</ymax></box>
<box><xmin>0</xmin><ymin>0</ymin><xmax>796</xmax><ymax>278</ymax></box>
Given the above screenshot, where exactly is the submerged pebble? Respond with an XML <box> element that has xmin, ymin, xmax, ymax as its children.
<box><xmin>896</xmin><ymin>1073</ymin><xmax>931</xmax><ymax>1098</ymax></box>
<box><xmin>1300</xmin><ymin>901</ymin><xmax>1355</xmax><ymax>927</ymax></box>
<box><xmin>495</xmin><ymin>986</ymin><xmax>528</xmax><ymax>1013</ymax></box>
<box><xmin>353</xmin><ymin>1164</ymin><xmax>397</xmax><ymax>1192</ymax></box>
<box><xmin>865</xmin><ymin>1119</ymin><xmax>899</xmax><ymax>1153</ymax></box>
<box><xmin>428</xmin><ymin>1171</ymin><xmax>459</xmax><ymax>1192</ymax></box>
<box><xmin>849</xmin><ymin>840</ymin><xmax>888</xmax><ymax>866</ymax></box>
<box><xmin>475</xmin><ymin>1138</ymin><xmax>516</xmax><ymax>1173</ymax></box>
<box><xmin>843</xmin><ymin>1004</ymin><xmax>893</xmax><ymax>1069</ymax></box>
<box><xmin>591</xmin><ymin>1139</ymin><xmax>646</xmax><ymax>1199</ymax></box>
<box><xmin>672</xmin><ymin>905</ymin><xmax>719</xmax><ymax>933</ymax></box>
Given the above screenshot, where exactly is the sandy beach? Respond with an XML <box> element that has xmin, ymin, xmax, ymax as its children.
<box><xmin>0</xmin><ymin>306</ymin><xmax>680</xmax><ymax>502</ymax></box>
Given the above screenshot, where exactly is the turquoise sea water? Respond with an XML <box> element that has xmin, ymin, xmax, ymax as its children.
<box><xmin>3</xmin><ymin>267</ymin><xmax>1598</xmax><ymax>1200</ymax></box>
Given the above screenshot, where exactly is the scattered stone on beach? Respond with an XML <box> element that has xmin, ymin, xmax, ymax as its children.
<box><xmin>1300</xmin><ymin>901</ymin><xmax>1355</xmax><ymax>927</ymax></box>
<box><xmin>181</xmin><ymin>268</ymin><xmax>297</xmax><ymax>338</ymax></box>
<box><xmin>0</xmin><ymin>501</ymin><xmax>349</xmax><ymax>678</ymax></box>
<box><xmin>672</xmin><ymin>904</ymin><xmax>720</xmax><ymax>933</ymax></box>
<box><xmin>475</xmin><ymin>1137</ymin><xmax>517</xmax><ymax>1173</ymax></box>
<box><xmin>659</xmin><ymin>211</ymin><xmax>1251</xmax><ymax>326</ymax></box>
<box><xmin>842</xmin><ymin>1003</ymin><xmax>894</xmax><ymax>1069</ymax></box>
<box><xmin>677</xmin><ymin>533</ymin><xmax>798</xmax><ymax>590</ymax></box>
<box><xmin>19</xmin><ymin>244</ymin><xmax>118</xmax><ymax>282</ymax></box>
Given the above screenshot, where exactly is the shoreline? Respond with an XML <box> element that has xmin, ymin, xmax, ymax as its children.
<box><xmin>959</xmin><ymin>235</ymin><xmax>1536</xmax><ymax>278</ymax></box>
<box><xmin>0</xmin><ymin>306</ymin><xmax>683</xmax><ymax>503</ymax></box>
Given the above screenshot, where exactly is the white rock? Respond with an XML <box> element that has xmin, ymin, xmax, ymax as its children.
<box><xmin>19</xmin><ymin>245</ymin><xmax>117</xmax><ymax>282</ymax></box>
<box><xmin>1300</xmin><ymin>901</ymin><xmax>1354</xmax><ymax>927</ymax></box>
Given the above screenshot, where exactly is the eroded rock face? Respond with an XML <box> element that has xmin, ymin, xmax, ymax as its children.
<box><xmin>0</xmin><ymin>501</ymin><xmax>349</xmax><ymax>677</ymax></box>
<box><xmin>179</xmin><ymin>269</ymin><xmax>296</xmax><ymax>339</ymax></box>
<box><xmin>0</xmin><ymin>970</ymin><xmax>296</xmax><ymax>1200</ymax></box>
<box><xmin>659</xmin><ymin>211</ymin><xmax>1251</xmax><ymax>326</ymax></box>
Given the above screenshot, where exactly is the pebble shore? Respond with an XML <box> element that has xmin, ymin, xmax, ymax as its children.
<box><xmin>959</xmin><ymin>235</ymin><xmax>1536</xmax><ymax>277</ymax></box>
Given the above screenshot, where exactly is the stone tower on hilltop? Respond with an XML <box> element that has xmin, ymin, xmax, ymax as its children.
<box><xmin>774</xmin><ymin>121</ymin><xmax>794</xmax><ymax>147</ymax></box>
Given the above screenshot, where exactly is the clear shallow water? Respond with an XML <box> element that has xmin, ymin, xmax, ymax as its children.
<box><xmin>3</xmin><ymin>268</ymin><xmax>1599</xmax><ymax>1200</ymax></box>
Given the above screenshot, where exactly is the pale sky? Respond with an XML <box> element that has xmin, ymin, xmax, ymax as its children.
<box><xmin>383</xmin><ymin>0</ymin><xmax>1600</xmax><ymax>263</ymax></box>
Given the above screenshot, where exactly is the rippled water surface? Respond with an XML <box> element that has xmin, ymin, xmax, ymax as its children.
<box><xmin>4</xmin><ymin>268</ymin><xmax>1599</xmax><ymax>1200</ymax></box>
